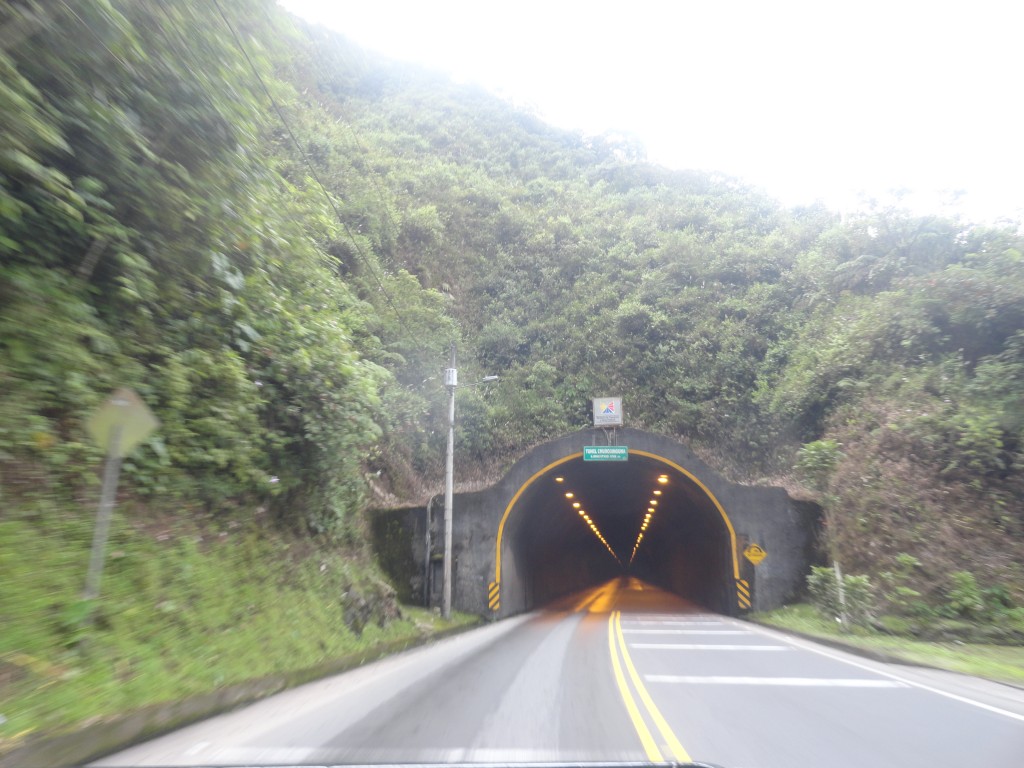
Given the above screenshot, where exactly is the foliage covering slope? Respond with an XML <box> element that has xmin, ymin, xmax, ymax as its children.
<box><xmin>2</xmin><ymin>0</ymin><xmax>1022</xmax><ymax>619</ymax></box>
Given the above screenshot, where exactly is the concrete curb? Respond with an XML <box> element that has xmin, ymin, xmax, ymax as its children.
<box><xmin>1</xmin><ymin>620</ymin><xmax>482</xmax><ymax>768</ymax></box>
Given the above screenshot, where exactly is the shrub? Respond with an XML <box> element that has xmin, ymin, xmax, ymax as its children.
<box><xmin>807</xmin><ymin>565</ymin><xmax>875</xmax><ymax>628</ymax></box>
<box><xmin>946</xmin><ymin>570</ymin><xmax>985</xmax><ymax>619</ymax></box>
<box><xmin>794</xmin><ymin>439</ymin><xmax>843</xmax><ymax>492</ymax></box>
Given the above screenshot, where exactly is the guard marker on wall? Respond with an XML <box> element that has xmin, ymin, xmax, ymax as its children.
<box><xmin>737</xmin><ymin>578</ymin><xmax>751</xmax><ymax>610</ymax></box>
<box><xmin>743</xmin><ymin>543</ymin><xmax>767</xmax><ymax>565</ymax></box>
<box><xmin>488</xmin><ymin>580</ymin><xmax>500</xmax><ymax>611</ymax></box>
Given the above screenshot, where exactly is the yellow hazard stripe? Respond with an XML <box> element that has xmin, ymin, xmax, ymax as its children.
<box><xmin>488</xmin><ymin>581</ymin><xmax>500</xmax><ymax>610</ymax></box>
<box><xmin>737</xmin><ymin>578</ymin><xmax>751</xmax><ymax>609</ymax></box>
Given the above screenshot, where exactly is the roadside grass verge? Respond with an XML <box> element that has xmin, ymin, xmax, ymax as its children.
<box><xmin>752</xmin><ymin>604</ymin><xmax>1024</xmax><ymax>685</ymax></box>
<box><xmin>0</xmin><ymin>509</ymin><xmax>478</xmax><ymax>757</ymax></box>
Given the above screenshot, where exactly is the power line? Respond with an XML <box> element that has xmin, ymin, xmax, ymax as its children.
<box><xmin>211</xmin><ymin>0</ymin><xmax>413</xmax><ymax>340</ymax></box>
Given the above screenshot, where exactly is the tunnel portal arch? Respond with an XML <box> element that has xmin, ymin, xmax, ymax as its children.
<box><xmin>490</xmin><ymin>449</ymin><xmax>744</xmax><ymax>616</ymax></box>
<box><xmin>379</xmin><ymin>428</ymin><xmax>819</xmax><ymax>618</ymax></box>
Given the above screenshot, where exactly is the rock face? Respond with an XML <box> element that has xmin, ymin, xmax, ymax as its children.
<box><xmin>341</xmin><ymin>580</ymin><xmax>403</xmax><ymax>635</ymax></box>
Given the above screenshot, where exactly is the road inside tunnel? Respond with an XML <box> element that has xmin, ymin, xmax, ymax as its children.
<box><xmin>499</xmin><ymin>452</ymin><xmax>737</xmax><ymax>614</ymax></box>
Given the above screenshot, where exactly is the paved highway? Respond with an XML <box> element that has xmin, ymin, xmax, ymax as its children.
<box><xmin>97</xmin><ymin>578</ymin><xmax>1024</xmax><ymax>767</ymax></box>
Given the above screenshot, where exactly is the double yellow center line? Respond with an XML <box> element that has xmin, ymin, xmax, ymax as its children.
<box><xmin>607</xmin><ymin>610</ymin><xmax>691</xmax><ymax>762</ymax></box>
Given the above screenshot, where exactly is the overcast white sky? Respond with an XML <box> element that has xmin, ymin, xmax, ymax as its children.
<box><xmin>280</xmin><ymin>0</ymin><xmax>1022</xmax><ymax>223</ymax></box>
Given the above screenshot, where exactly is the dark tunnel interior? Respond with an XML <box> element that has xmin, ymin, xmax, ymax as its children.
<box><xmin>502</xmin><ymin>454</ymin><xmax>734</xmax><ymax>613</ymax></box>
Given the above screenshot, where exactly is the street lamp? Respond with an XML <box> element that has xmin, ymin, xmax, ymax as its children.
<box><xmin>442</xmin><ymin>344</ymin><xmax>498</xmax><ymax>619</ymax></box>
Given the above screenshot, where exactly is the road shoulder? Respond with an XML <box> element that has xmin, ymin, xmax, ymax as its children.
<box><xmin>740</xmin><ymin>617</ymin><xmax>1024</xmax><ymax>721</ymax></box>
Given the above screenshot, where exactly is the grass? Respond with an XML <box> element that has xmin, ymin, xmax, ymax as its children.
<box><xmin>752</xmin><ymin>604</ymin><xmax>1024</xmax><ymax>685</ymax></box>
<box><xmin>0</xmin><ymin>507</ymin><xmax>478</xmax><ymax>756</ymax></box>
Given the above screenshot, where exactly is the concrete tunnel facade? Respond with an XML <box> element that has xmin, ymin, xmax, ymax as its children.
<box><xmin>375</xmin><ymin>428</ymin><xmax>820</xmax><ymax>618</ymax></box>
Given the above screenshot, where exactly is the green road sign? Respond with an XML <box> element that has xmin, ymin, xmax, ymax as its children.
<box><xmin>583</xmin><ymin>445</ymin><xmax>628</xmax><ymax>461</ymax></box>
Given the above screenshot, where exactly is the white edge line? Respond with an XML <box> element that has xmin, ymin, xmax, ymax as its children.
<box><xmin>740</xmin><ymin>620</ymin><xmax>1024</xmax><ymax>722</ymax></box>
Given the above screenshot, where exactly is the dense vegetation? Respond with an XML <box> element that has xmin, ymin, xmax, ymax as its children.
<box><xmin>1</xmin><ymin>506</ymin><xmax>471</xmax><ymax>751</ymax></box>
<box><xmin>3</xmin><ymin>0</ymin><xmax>1023</xmax><ymax>713</ymax></box>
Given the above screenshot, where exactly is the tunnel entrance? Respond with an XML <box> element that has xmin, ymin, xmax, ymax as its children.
<box><xmin>494</xmin><ymin>450</ymin><xmax>739</xmax><ymax>615</ymax></box>
<box><xmin>373</xmin><ymin>428</ymin><xmax>816</xmax><ymax>618</ymax></box>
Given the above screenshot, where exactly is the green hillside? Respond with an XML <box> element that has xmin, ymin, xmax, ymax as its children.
<box><xmin>2</xmin><ymin>0</ymin><xmax>1022</xmax><ymax>751</ymax></box>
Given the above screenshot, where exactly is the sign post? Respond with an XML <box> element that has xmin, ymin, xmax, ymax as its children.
<box><xmin>84</xmin><ymin>388</ymin><xmax>159</xmax><ymax>601</ymax></box>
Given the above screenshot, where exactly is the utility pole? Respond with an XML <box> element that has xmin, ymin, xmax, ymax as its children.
<box><xmin>442</xmin><ymin>342</ymin><xmax>457</xmax><ymax>619</ymax></box>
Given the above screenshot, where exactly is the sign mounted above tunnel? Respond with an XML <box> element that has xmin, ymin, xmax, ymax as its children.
<box><xmin>592</xmin><ymin>397</ymin><xmax>623</xmax><ymax>426</ymax></box>
<box><xmin>583</xmin><ymin>446</ymin><xmax>628</xmax><ymax>461</ymax></box>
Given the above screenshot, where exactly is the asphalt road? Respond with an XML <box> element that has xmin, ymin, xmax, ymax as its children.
<box><xmin>96</xmin><ymin>578</ymin><xmax>1024</xmax><ymax>768</ymax></box>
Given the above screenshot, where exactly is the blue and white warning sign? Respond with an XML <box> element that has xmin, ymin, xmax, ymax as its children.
<box><xmin>592</xmin><ymin>397</ymin><xmax>623</xmax><ymax>427</ymax></box>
